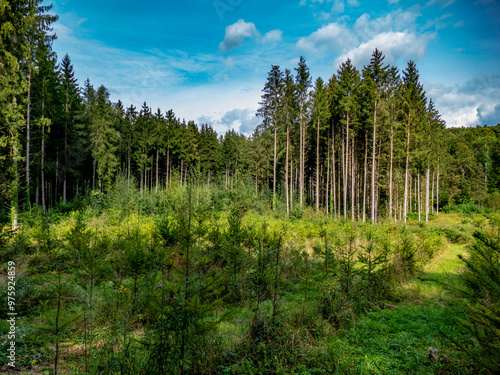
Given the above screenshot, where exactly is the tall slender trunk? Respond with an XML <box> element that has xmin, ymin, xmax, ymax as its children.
<box><xmin>351</xmin><ymin>137</ymin><xmax>355</xmax><ymax>222</ymax></box>
<box><xmin>389</xmin><ymin>117</ymin><xmax>394</xmax><ymax>218</ymax></box>
<box><xmin>26</xmin><ymin>68</ymin><xmax>31</xmax><ymax>204</ymax></box>
<box><xmin>403</xmin><ymin>115</ymin><xmax>410</xmax><ymax>223</ymax></box>
<box><xmin>332</xmin><ymin>124</ymin><xmax>336</xmax><ymax>218</ymax></box>
<box><xmin>344</xmin><ymin>115</ymin><xmax>349</xmax><ymax>218</ymax></box>
<box><xmin>290</xmin><ymin>156</ymin><xmax>293</xmax><ymax>211</ymax></box>
<box><xmin>316</xmin><ymin>118</ymin><xmax>320</xmax><ymax>212</ymax></box>
<box><xmin>418</xmin><ymin>173</ymin><xmax>421</xmax><ymax>222</ymax></box>
<box><xmin>326</xmin><ymin>134</ymin><xmax>330</xmax><ymax>214</ymax></box>
<box><xmin>286</xmin><ymin>123</ymin><xmax>289</xmax><ymax>214</ymax></box>
<box><xmin>273</xmin><ymin>124</ymin><xmax>277</xmax><ymax>210</ymax></box>
<box><xmin>437</xmin><ymin>162</ymin><xmax>440</xmax><ymax>215</ymax></box>
<box><xmin>299</xmin><ymin>107</ymin><xmax>304</xmax><ymax>208</ymax></box>
<box><xmin>63</xmin><ymin>131</ymin><xmax>67</xmax><ymax>203</ymax></box>
<box><xmin>371</xmin><ymin>101</ymin><xmax>377</xmax><ymax>221</ymax></box>
<box><xmin>363</xmin><ymin>134</ymin><xmax>368</xmax><ymax>222</ymax></box>
<box><xmin>431</xmin><ymin>170</ymin><xmax>435</xmax><ymax>215</ymax></box>
<box><xmin>426</xmin><ymin>167</ymin><xmax>430</xmax><ymax>223</ymax></box>
<box><xmin>41</xmin><ymin>125</ymin><xmax>46</xmax><ymax>212</ymax></box>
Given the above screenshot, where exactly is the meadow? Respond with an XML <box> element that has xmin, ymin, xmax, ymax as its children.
<box><xmin>0</xmin><ymin>180</ymin><xmax>498</xmax><ymax>374</ymax></box>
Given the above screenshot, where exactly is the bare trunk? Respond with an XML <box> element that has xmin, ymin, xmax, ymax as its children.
<box><xmin>41</xmin><ymin>127</ymin><xmax>46</xmax><ymax>212</ymax></box>
<box><xmin>371</xmin><ymin>101</ymin><xmax>377</xmax><ymax>221</ymax></box>
<box><xmin>26</xmin><ymin>68</ymin><xmax>31</xmax><ymax>204</ymax></box>
<box><xmin>351</xmin><ymin>137</ymin><xmax>355</xmax><ymax>222</ymax></box>
<box><xmin>363</xmin><ymin>134</ymin><xmax>368</xmax><ymax>222</ymax></box>
<box><xmin>316</xmin><ymin>118</ymin><xmax>320</xmax><ymax>212</ymax></box>
<box><xmin>418</xmin><ymin>173</ymin><xmax>421</xmax><ymax>222</ymax></box>
<box><xmin>426</xmin><ymin>166</ymin><xmax>430</xmax><ymax>223</ymax></box>
<box><xmin>436</xmin><ymin>162</ymin><xmax>440</xmax><ymax>215</ymax></box>
<box><xmin>332</xmin><ymin>124</ymin><xmax>336</xmax><ymax>218</ymax></box>
<box><xmin>431</xmin><ymin>170</ymin><xmax>435</xmax><ymax>215</ymax></box>
<box><xmin>273</xmin><ymin>125</ymin><xmax>277</xmax><ymax>210</ymax></box>
<box><xmin>290</xmin><ymin>156</ymin><xmax>293</xmax><ymax>211</ymax></box>
<box><xmin>286</xmin><ymin>123</ymin><xmax>289</xmax><ymax>214</ymax></box>
<box><xmin>389</xmin><ymin>122</ymin><xmax>393</xmax><ymax>218</ymax></box>
<box><xmin>299</xmin><ymin>107</ymin><xmax>304</xmax><ymax>208</ymax></box>
<box><xmin>326</xmin><ymin>134</ymin><xmax>330</xmax><ymax>214</ymax></box>
<box><xmin>403</xmin><ymin>115</ymin><xmax>410</xmax><ymax>223</ymax></box>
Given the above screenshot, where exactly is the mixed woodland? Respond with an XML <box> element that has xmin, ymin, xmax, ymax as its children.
<box><xmin>1</xmin><ymin>1</ymin><xmax>500</xmax><ymax>374</ymax></box>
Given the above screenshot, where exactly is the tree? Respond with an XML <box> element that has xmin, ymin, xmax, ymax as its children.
<box><xmin>310</xmin><ymin>77</ymin><xmax>330</xmax><ymax>211</ymax></box>
<box><xmin>337</xmin><ymin>59</ymin><xmax>360</xmax><ymax>220</ymax></box>
<box><xmin>401</xmin><ymin>61</ymin><xmax>426</xmax><ymax>223</ymax></box>
<box><xmin>295</xmin><ymin>57</ymin><xmax>312</xmax><ymax>208</ymax></box>
<box><xmin>258</xmin><ymin>65</ymin><xmax>284</xmax><ymax>209</ymax></box>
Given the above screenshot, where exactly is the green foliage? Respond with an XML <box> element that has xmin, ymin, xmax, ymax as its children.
<box><xmin>458</xmin><ymin>231</ymin><xmax>500</xmax><ymax>373</ymax></box>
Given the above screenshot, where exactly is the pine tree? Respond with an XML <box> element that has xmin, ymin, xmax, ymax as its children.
<box><xmin>295</xmin><ymin>57</ymin><xmax>312</xmax><ymax>209</ymax></box>
<box><xmin>258</xmin><ymin>65</ymin><xmax>284</xmax><ymax>209</ymax></box>
<box><xmin>310</xmin><ymin>77</ymin><xmax>330</xmax><ymax>211</ymax></box>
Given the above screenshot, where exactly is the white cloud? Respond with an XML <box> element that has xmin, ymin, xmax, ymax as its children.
<box><xmin>262</xmin><ymin>30</ymin><xmax>283</xmax><ymax>44</ymax></box>
<box><xmin>198</xmin><ymin>108</ymin><xmax>260</xmax><ymax>135</ymax></box>
<box><xmin>296</xmin><ymin>23</ymin><xmax>355</xmax><ymax>55</ymax></box>
<box><xmin>428</xmin><ymin>75</ymin><xmax>500</xmax><ymax>127</ymax></box>
<box><xmin>347</xmin><ymin>0</ymin><xmax>360</xmax><ymax>6</ymax></box>
<box><xmin>219</xmin><ymin>19</ymin><xmax>260</xmax><ymax>54</ymax></box>
<box><xmin>454</xmin><ymin>20</ymin><xmax>464</xmax><ymax>27</ymax></box>
<box><xmin>333</xmin><ymin>31</ymin><xmax>435</xmax><ymax>67</ymax></box>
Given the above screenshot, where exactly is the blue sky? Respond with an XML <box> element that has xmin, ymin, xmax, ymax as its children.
<box><xmin>50</xmin><ymin>0</ymin><xmax>500</xmax><ymax>134</ymax></box>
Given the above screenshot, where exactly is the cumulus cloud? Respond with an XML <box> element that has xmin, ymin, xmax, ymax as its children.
<box><xmin>218</xmin><ymin>20</ymin><xmax>284</xmax><ymax>53</ymax></box>
<box><xmin>297</xmin><ymin>8</ymin><xmax>435</xmax><ymax>69</ymax></box>
<box><xmin>198</xmin><ymin>108</ymin><xmax>260</xmax><ymax>134</ymax></box>
<box><xmin>296</xmin><ymin>23</ymin><xmax>355</xmax><ymax>55</ymax></box>
<box><xmin>333</xmin><ymin>31</ymin><xmax>436</xmax><ymax>67</ymax></box>
<box><xmin>262</xmin><ymin>30</ymin><xmax>283</xmax><ymax>44</ymax></box>
<box><xmin>428</xmin><ymin>75</ymin><xmax>500</xmax><ymax>127</ymax></box>
<box><xmin>219</xmin><ymin>19</ymin><xmax>260</xmax><ymax>53</ymax></box>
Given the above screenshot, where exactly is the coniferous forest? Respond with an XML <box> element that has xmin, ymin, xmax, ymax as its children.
<box><xmin>1</xmin><ymin>1</ymin><xmax>500</xmax><ymax>374</ymax></box>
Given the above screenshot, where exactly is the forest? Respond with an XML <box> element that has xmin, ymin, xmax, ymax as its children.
<box><xmin>1</xmin><ymin>1</ymin><xmax>500</xmax><ymax>374</ymax></box>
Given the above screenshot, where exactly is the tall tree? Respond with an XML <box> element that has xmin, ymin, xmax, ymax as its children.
<box><xmin>257</xmin><ymin>65</ymin><xmax>284</xmax><ymax>210</ymax></box>
<box><xmin>401</xmin><ymin>61</ymin><xmax>426</xmax><ymax>223</ymax></box>
<box><xmin>295</xmin><ymin>57</ymin><xmax>312</xmax><ymax>208</ymax></box>
<box><xmin>337</xmin><ymin>59</ymin><xmax>360</xmax><ymax>220</ymax></box>
<box><xmin>310</xmin><ymin>77</ymin><xmax>330</xmax><ymax>211</ymax></box>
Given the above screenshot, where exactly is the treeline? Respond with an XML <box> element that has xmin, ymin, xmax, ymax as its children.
<box><xmin>1</xmin><ymin>1</ymin><xmax>498</xmax><ymax>227</ymax></box>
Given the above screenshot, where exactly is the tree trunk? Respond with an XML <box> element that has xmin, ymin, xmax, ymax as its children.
<box><xmin>332</xmin><ymin>124</ymin><xmax>336</xmax><ymax>218</ymax></box>
<box><xmin>26</xmin><ymin>68</ymin><xmax>31</xmax><ymax>204</ymax></box>
<box><xmin>41</xmin><ymin>125</ymin><xmax>46</xmax><ymax>212</ymax></box>
<box><xmin>371</xmin><ymin>101</ymin><xmax>377</xmax><ymax>221</ymax></box>
<box><xmin>299</xmin><ymin>107</ymin><xmax>304</xmax><ymax>208</ymax></box>
<box><xmin>437</xmin><ymin>162</ymin><xmax>440</xmax><ymax>215</ymax></box>
<box><xmin>273</xmin><ymin>125</ymin><xmax>277</xmax><ymax>210</ymax></box>
<box><xmin>351</xmin><ymin>137</ymin><xmax>355</xmax><ymax>222</ymax></box>
<box><xmin>286</xmin><ymin>123</ymin><xmax>289</xmax><ymax>214</ymax></box>
<box><xmin>316</xmin><ymin>118</ymin><xmax>320</xmax><ymax>212</ymax></box>
<box><xmin>326</xmin><ymin>134</ymin><xmax>330</xmax><ymax>214</ymax></box>
<box><xmin>403</xmin><ymin>115</ymin><xmax>410</xmax><ymax>223</ymax></box>
<box><xmin>425</xmin><ymin>167</ymin><xmax>430</xmax><ymax>223</ymax></box>
<box><xmin>290</xmin><ymin>155</ymin><xmax>293</xmax><ymax>211</ymax></box>
<box><xmin>363</xmin><ymin>134</ymin><xmax>368</xmax><ymax>222</ymax></box>
<box><xmin>389</xmin><ymin>117</ymin><xmax>394</xmax><ymax>219</ymax></box>
<box><xmin>431</xmin><ymin>170</ymin><xmax>435</xmax><ymax>215</ymax></box>
<box><xmin>418</xmin><ymin>173</ymin><xmax>421</xmax><ymax>222</ymax></box>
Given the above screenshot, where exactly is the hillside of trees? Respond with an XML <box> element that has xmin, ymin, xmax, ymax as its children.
<box><xmin>1</xmin><ymin>2</ymin><xmax>500</xmax><ymax>375</ymax></box>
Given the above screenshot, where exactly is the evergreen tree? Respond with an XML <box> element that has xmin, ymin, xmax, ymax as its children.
<box><xmin>257</xmin><ymin>65</ymin><xmax>284</xmax><ymax>209</ymax></box>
